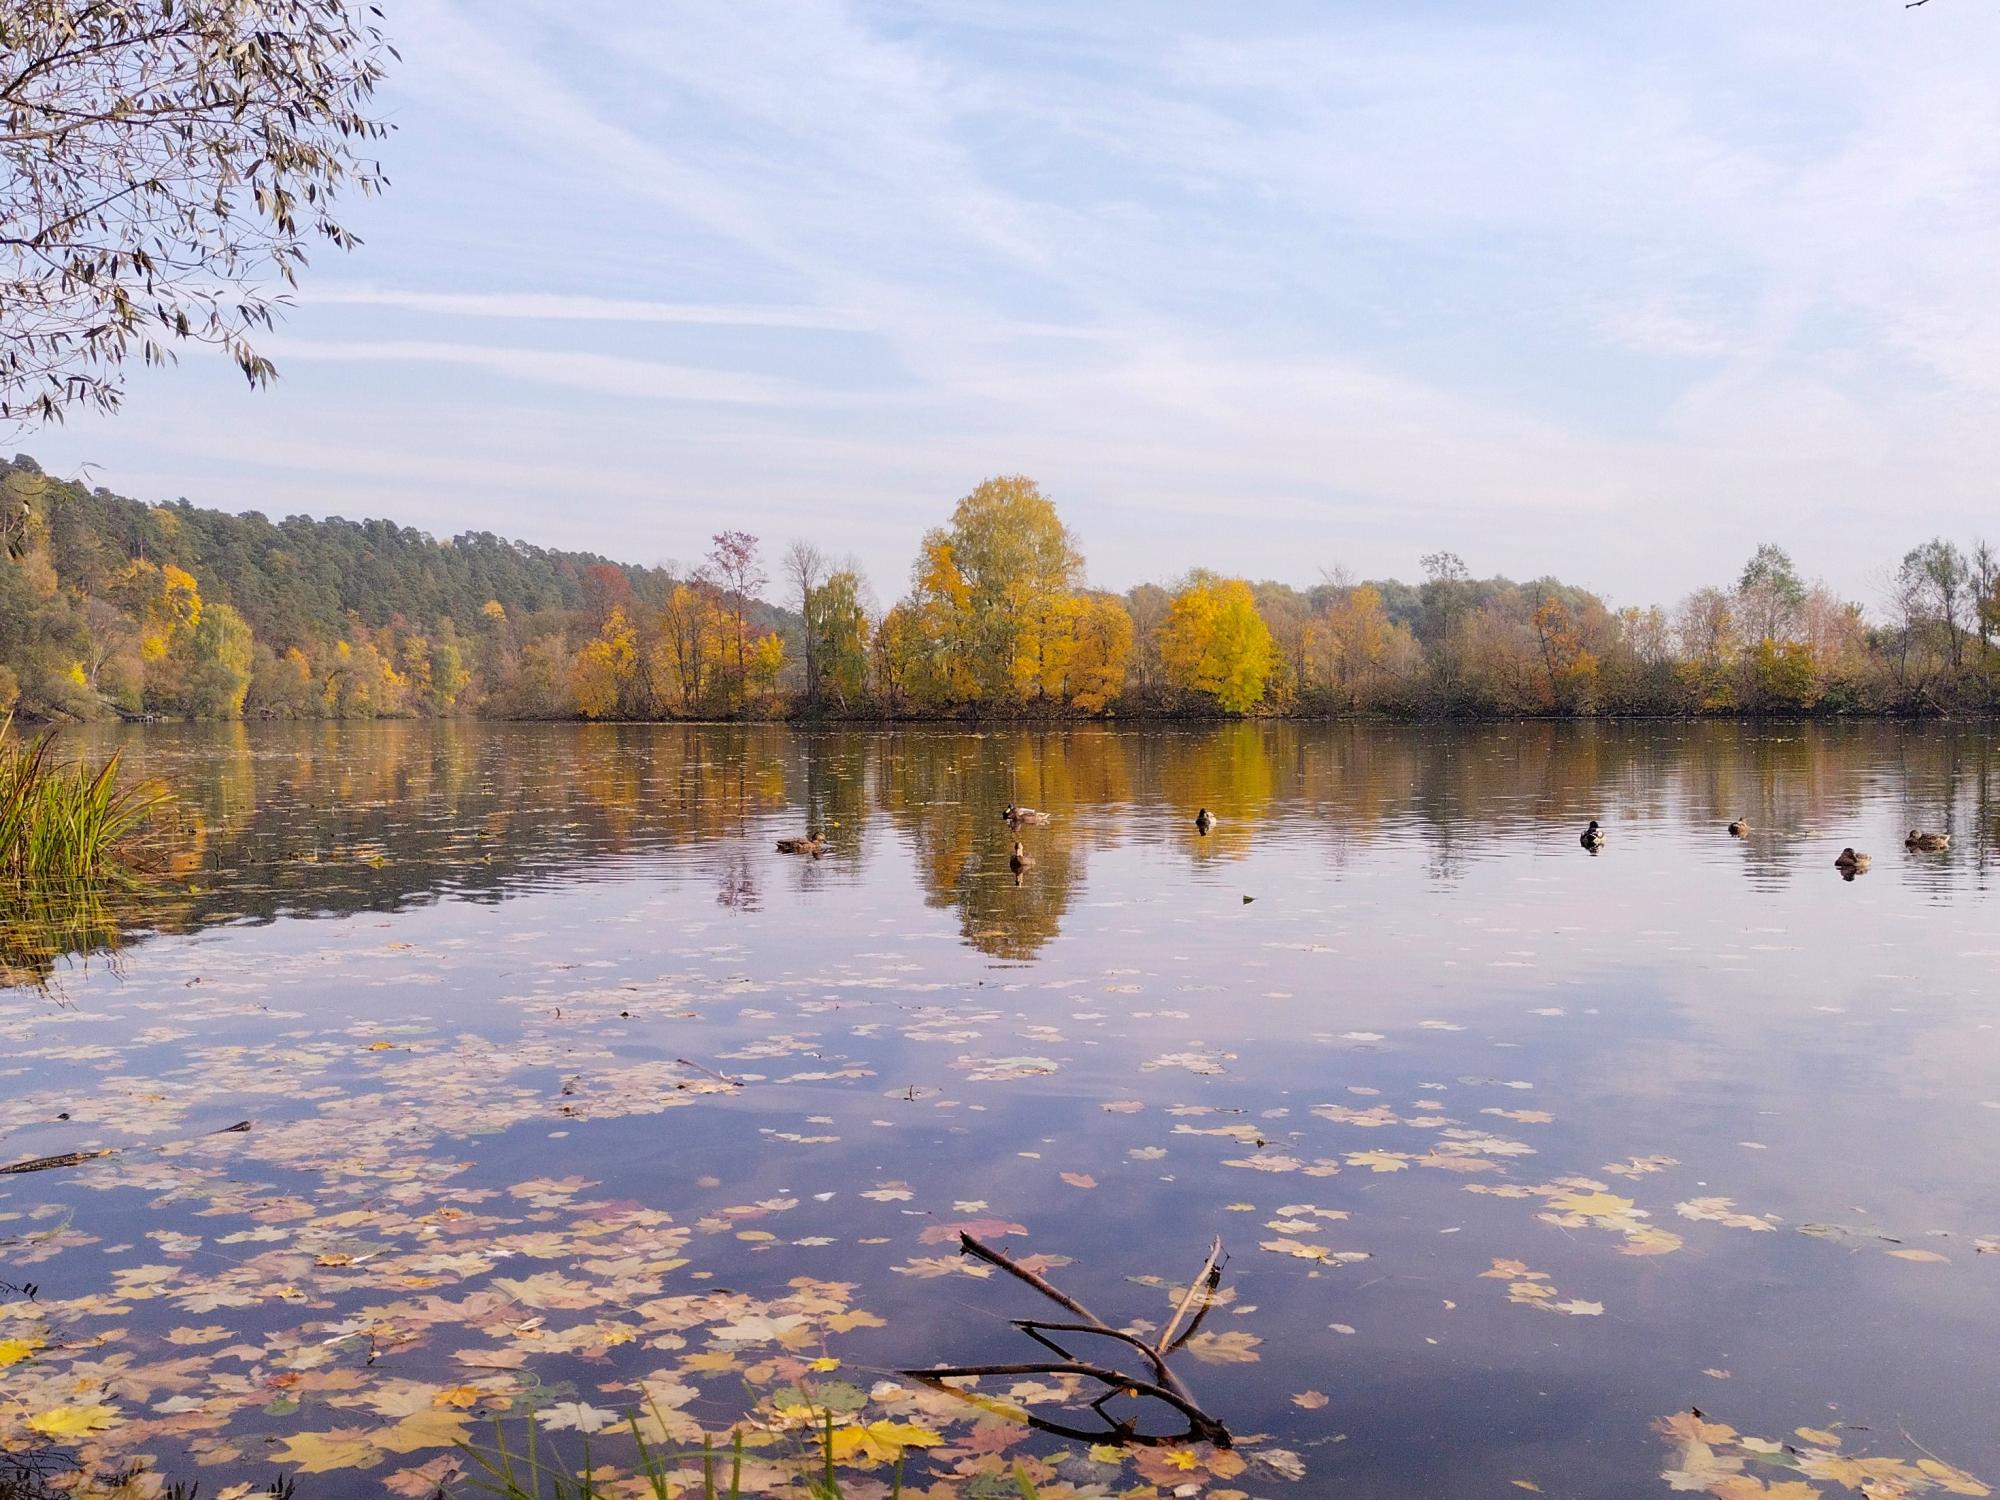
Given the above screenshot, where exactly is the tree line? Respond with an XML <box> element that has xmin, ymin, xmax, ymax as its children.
<box><xmin>3</xmin><ymin>457</ymin><xmax>1997</xmax><ymax>722</ymax></box>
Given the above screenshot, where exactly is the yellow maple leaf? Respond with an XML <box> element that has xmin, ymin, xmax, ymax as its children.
<box><xmin>1345</xmin><ymin>1150</ymin><xmax>1410</xmax><ymax>1173</ymax></box>
<box><xmin>825</xmin><ymin>1310</ymin><xmax>885</xmax><ymax>1333</ymax></box>
<box><xmin>434</xmin><ymin>1386</ymin><xmax>483</xmax><ymax>1409</ymax></box>
<box><xmin>1546</xmin><ymin>1190</ymin><xmax>1636</xmax><ymax>1219</ymax></box>
<box><xmin>27</xmin><ymin>1404</ymin><xmax>117</xmax><ymax>1439</ymax></box>
<box><xmin>376</xmin><ymin>1408</ymin><xmax>472</xmax><ymax>1454</ymax></box>
<box><xmin>275</xmin><ymin>1429</ymin><xmax>385</xmax><ymax>1473</ymax></box>
<box><xmin>1185</xmin><ymin>1330</ymin><xmax>1263</xmax><ymax>1364</ymax></box>
<box><xmin>0</xmin><ymin>1336</ymin><xmax>45</xmax><ymax>1368</ymax></box>
<box><xmin>807</xmin><ymin>1357</ymin><xmax>840</xmax><ymax>1372</ymax></box>
<box><xmin>826</xmin><ymin>1421</ymin><xmax>943</xmax><ymax>1465</ymax></box>
<box><xmin>1919</xmin><ymin>1458</ymin><xmax>1994</xmax><ymax>1496</ymax></box>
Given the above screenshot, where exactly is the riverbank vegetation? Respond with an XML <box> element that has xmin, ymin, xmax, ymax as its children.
<box><xmin>0</xmin><ymin>717</ymin><xmax>163</xmax><ymax>883</ymax></box>
<box><xmin>5</xmin><ymin>456</ymin><xmax>1998</xmax><ymax>723</ymax></box>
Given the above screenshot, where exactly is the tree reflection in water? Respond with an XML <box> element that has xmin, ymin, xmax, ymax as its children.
<box><xmin>5</xmin><ymin>718</ymin><xmax>1999</xmax><ymax>987</ymax></box>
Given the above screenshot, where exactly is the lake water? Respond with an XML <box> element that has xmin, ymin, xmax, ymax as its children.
<box><xmin>4</xmin><ymin>721</ymin><xmax>2000</xmax><ymax>1499</ymax></box>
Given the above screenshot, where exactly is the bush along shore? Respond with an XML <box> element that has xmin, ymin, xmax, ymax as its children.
<box><xmin>6</xmin><ymin>458</ymin><xmax>2000</xmax><ymax>725</ymax></box>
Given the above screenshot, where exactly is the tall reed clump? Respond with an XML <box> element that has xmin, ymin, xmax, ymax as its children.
<box><xmin>0</xmin><ymin>717</ymin><xmax>168</xmax><ymax>883</ymax></box>
<box><xmin>459</xmin><ymin>1414</ymin><xmax>1042</xmax><ymax>1499</ymax></box>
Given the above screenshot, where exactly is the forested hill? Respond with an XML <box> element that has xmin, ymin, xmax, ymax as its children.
<box><xmin>3</xmin><ymin>454</ymin><xmax>671</xmax><ymax>644</ymax></box>
<box><xmin>0</xmin><ymin>453</ymin><xmax>795</xmax><ymax>721</ymax></box>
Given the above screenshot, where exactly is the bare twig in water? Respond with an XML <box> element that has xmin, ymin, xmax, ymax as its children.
<box><xmin>674</xmin><ymin>1057</ymin><xmax>743</xmax><ymax>1088</ymax></box>
<box><xmin>901</xmin><ymin>1230</ymin><xmax>1235</xmax><ymax>1449</ymax></box>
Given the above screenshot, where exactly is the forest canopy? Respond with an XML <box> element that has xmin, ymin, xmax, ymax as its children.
<box><xmin>3</xmin><ymin>456</ymin><xmax>1997</xmax><ymax>723</ymax></box>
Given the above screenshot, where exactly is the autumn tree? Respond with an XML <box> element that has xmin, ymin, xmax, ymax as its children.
<box><xmin>1531</xmin><ymin>595</ymin><xmax>1598</xmax><ymax>712</ymax></box>
<box><xmin>808</xmin><ymin>568</ymin><xmax>870</xmax><ymax>708</ymax></box>
<box><xmin>1158</xmin><ymin>576</ymin><xmax>1276</xmax><ymax>714</ymax></box>
<box><xmin>1065</xmin><ymin>594</ymin><xmax>1134</xmax><ymax>712</ymax></box>
<box><xmin>933</xmin><ymin>476</ymin><xmax>1082</xmax><ymax>700</ymax></box>
<box><xmin>1736</xmin><ymin>543</ymin><xmax>1806</xmax><ymax>644</ymax></box>
<box><xmin>707</xmin><ymin>531</ymin><xmax>765</xmax><ymax>703</ymax></box>
<box><xmin>1</xmin><ymin>1</ymin><xmax>395</xmax><ymax>424</ymax></box>
<box><xmin>1417</xmin><ymin>550</ymin><xmax>1473</xmax><ymax>704</ymax></box>
<box><xmin>185</xmin><ymin>601</ymin><xmax>253</xmax><ymax>717</ymax></box>
<box><xmin>784</xmin><ymin>541</ymin><xmax>829</xmax><ymax>702</ymax></box>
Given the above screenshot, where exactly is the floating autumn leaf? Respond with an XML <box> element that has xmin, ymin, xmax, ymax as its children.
<box><xmin>376</xmin><ymin>1408</ymin><xmax>474</xmax><ymax>1452</ymax></box>
<box><xmin>1917</xmin><ymin>1458</ymin><xmax>1993</xmax><ymax>1495</ymax></box>
<box><xmin>1676</xmin><ymin>1197</ymin><xmax>1780</xmax><ymax>1232</ymax></box>
<box><xmin>274</xmin><ymin>1427</ymin><xmax>385</xmax><ymax>1474</ymax></box>
<box><xmin>536</xmin><ymin>1402</ymin><xmax>620</xmax><ymax>1435</ymax></box>
<box><xmin>1059</xmin><ymin>1172</ymin><xmax>1097</xmax><ymax>1189</ymax></box>
<box><xmin>0</xmin><ymin>1335</ymin><xmax>45</xmax><ymax>1368</ymax></box>
<box><xmin>826</xmin><ymin>1421</ymin><xmax>944</xmax><ymax>1465</ymax></box>
<box><xmin>1887</xmin><ymin>1249</ymin><xmax>1949</xmax><ymax>1263</ymax></box>
<box><xmin>1345</xmin><ymin>1150</ymin><xmax>1411</xmax><ymax>1172</ymax></box>
<box><xmin>1292</xmin><ymin>1390</ymin><xmax>1330</xmax><ymax>1409</ymax></box>
<box><xmin>27</xmin><ymin>1404</ymin><xmax>118</xmax><ymax>1439</ymax></box>
<box><xmin>1184</xmin><ymin>1329</ymin><xmax>1262</xmax><ymax>1364</ymax></box>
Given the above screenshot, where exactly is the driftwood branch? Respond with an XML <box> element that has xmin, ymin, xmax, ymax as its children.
<box><xmin>0</xmin><ymin>1119</ymin><xmax>250</xmax><ymax>1175</ymax></box>
<box><xmin>0</xmin><ymin>1148</ymin><xmax>116</xmax><ymax>1175</ymax></box>
<box><xmin>899</xmin><ymin>1230</ymin><xmax>1234</xmax><ymax>1449</ymax></box>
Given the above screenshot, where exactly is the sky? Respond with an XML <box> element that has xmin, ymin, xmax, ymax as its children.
<box><xmin>19</xmin><ymin>0</ymin><xmax>2000</xmax><ymax>612</ymax></box>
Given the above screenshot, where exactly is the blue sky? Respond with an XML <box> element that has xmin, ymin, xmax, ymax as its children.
<box><xmin>23</xmin><ymin>1</ymin><xmax>2000</xmax><ymax>611</ymax></box>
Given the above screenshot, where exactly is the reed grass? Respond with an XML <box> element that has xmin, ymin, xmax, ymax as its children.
<box><xmin>458</xmin><ymin>1412</ymin><xmax>1042</xmax><ymax>1499</ymax></box>
<box><xmin>0</xmin><ymin>716</ymin><xmax>167</xmax><ymax>883</ymax></box>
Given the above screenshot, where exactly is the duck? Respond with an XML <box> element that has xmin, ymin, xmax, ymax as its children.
<box><xmin>1008</xmin><ymin>840</ymin><xmax>1033</xmax><ymax>875</ymax></box>
<box><xmin>1579</xmin><ymin>819</ymin><xmax>1605</xmax><ymax>850</ymax></box>
<box><xmin>775</xmin><ymin>833</ymin><xmax>826</xmax><ymax>857</ymax></box>
<box><xmin>1834</xmin><ymin>847</ymin><xmax>1871</xmax><ymax>874</ymax></box>
<box><xmin>1194</xmin><ymin>808</ymin><xmax>1215</xmax><ymax>836</ymax></box>
<box><xmin>1905</xmin><ymin>830</ymin><xmax>1951</xmax><ymax>852</ymax></box>
<box><xmin>1728</xmin><ymin>818</ymin><xmax>1750</xmax><ymax>837</ymax></box>
<box><xmin>1002</xmin><ymin>804</ymin><xmax>1050</xmax><ymax>826</ymax></box>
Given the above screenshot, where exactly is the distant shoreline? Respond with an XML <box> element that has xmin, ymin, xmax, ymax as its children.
<box><xmin>36</xmin><ymin>705</ymin><xmax>1991</xmax><ymax>728</ymax></box>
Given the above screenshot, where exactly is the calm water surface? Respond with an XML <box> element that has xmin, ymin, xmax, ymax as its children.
<box><xmin>4</xmin><ymin>722</ymin><xmax>2000</xmax><ymax>1499</ymax></box>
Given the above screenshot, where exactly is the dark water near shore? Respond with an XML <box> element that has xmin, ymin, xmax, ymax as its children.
<box><xmin>4</xmin><ymin>721</ymin><xmax>2000</xmax><ymax>1498</ymax></box>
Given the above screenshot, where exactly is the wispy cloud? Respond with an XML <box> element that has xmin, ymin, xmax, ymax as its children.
<box><xmin>300</xmin><ymin>287</ymin><xmax>874</xmax><ymax>331</ymax></box>
<box><xmin>256</xmin><ymin>338</ymin><xmax>807</xmax><ymax>405</ymax></box>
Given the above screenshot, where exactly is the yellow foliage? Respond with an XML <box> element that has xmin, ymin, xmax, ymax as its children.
<box><xmin>1158</xmin><ymin>578</ymin><xmax>1275</xmax><ymax>713</ymax></box>
<box><xmin>0</xmin><ymin>1335</ymin><xmax>45</xmax><ymax>1367</ymax></box>
<box><xmin>826</xmin><ymin>1421</ymin><xmax>944</xmax><ymax>1465</ymax></box>
<box><xmin>27</xmin><ymin>1404</ymin><xmax>118</xmax><ymax>1439</ymax></box>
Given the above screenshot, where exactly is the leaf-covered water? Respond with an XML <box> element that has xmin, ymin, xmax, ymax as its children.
<box><xmin>4</xmin><ymin>721</ymin><xmax>1999</xmax><ymax>1498</ymax></box>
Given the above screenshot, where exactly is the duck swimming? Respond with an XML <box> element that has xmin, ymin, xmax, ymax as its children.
<box><xmin>1580</xmin><ymin>820</ymin><xmax>1605</xmax><ymax>850</ymax></box>
<box><xmin>1008</xmin><ymin>840</ymin><xmax>1033</xmax><ymax>875</ymax></box>
<box><xmin>1905</xmin><ymin>830</ymin><xmax>1951</xmax><ymax>851</ymax></box>
<box><xmin>1834</xmin><ymin>847</ymin><xmax>1871</xmax><ymax>875</ymax></box>
<box><xmin>1728</xmin><ymin>818</ymin><xmax>1749</xmax><ymax>837</ymax></box>
<box><xmin>1002</xmin><ymin>804</ymin><xmax>1049</xmax><ymax>826</ymax></box>
<box><xmin>775</xmin><ymin>833</ymin><xmax>826</xmax><ymax>857</ymax></box>
<box><xmin>1194</xmin><ymin>808</ymin><xmax>1215</xmax><ymax>836</ymax></box>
